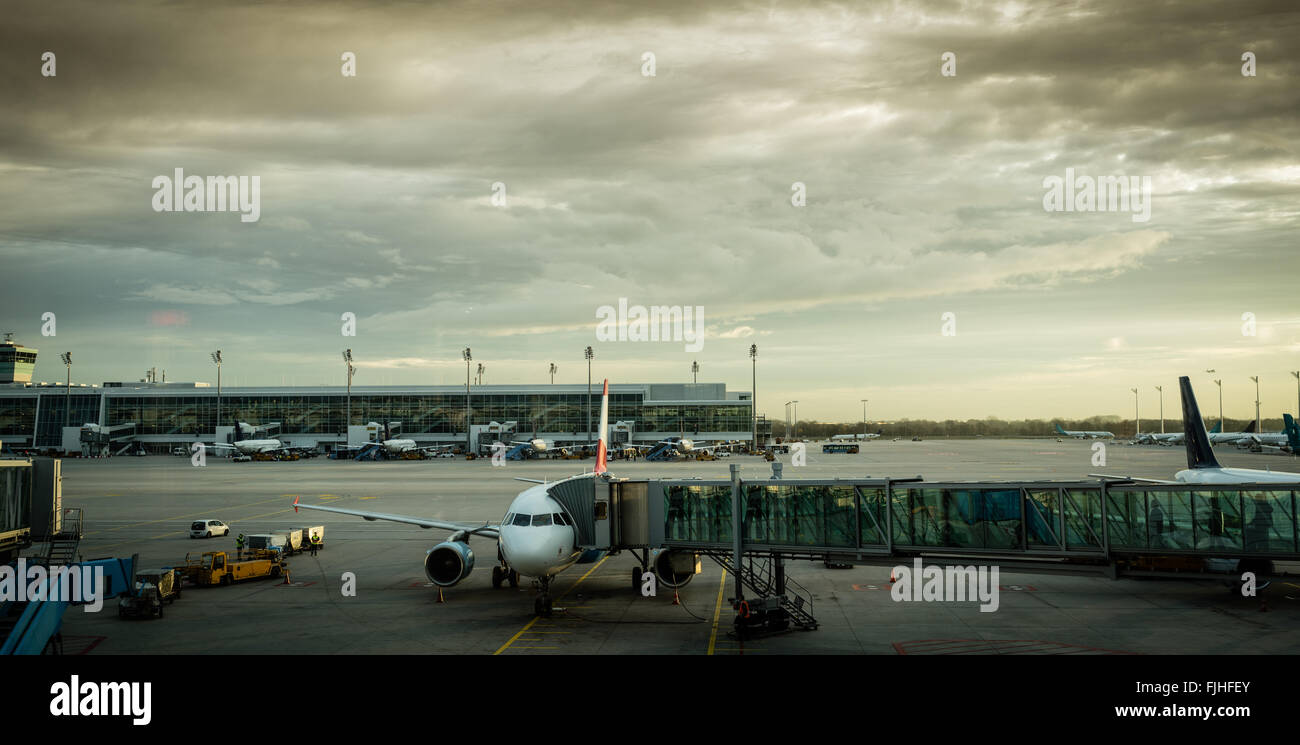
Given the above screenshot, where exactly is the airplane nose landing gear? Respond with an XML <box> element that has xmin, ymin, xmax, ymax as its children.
<box><xmin>533</xmin><ymin>576</ymin><xmax>553</xmax><ymax>616</ymax></box>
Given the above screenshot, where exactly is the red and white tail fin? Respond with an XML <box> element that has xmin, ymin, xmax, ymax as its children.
<box><xmin>595</xmin><ymin>379</ymin><xmax>609</xmax><ymax>474</ymax></box>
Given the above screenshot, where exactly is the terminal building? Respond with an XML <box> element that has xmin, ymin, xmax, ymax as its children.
<box><xmin>0</xmin><ymin>379</ymin><xmax>765</xmax><ymax>453</ymax></box>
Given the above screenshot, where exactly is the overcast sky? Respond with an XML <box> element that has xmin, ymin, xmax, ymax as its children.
<box><xmin>2</xmin><ymin>0</ymin><xmax>1298</xmax><ymax>422</ymax></box>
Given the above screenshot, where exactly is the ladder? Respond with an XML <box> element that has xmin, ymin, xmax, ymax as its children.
<box><xmin>44</xmin><ymin>508</ymin><xmax>83</xmax><ymax>565</ymax></box>
<box><xmin>703</xmin><ymin>550</ymin><xmax>818</xmax><ymax>631</ymax></box>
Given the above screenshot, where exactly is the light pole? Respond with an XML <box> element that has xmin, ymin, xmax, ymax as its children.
<box><xmin>1250</xmin><ymin>376</ymin><xmax>1260</xmax><ymax>433</ymax></box>
<box><xmin>749</xmin><ymin>345</ymin><xmax>757</xmax><ymax>449</ymax></box>
<box><xmin>476</xmin><ymin>363</ymin><xmax>485</xmax><ymax>386</ymax></box>
<box><xmin>584</xmin><ymin>346</ymin><xmax>594</xmax><ymax>441</ymax></box>
<box><xmin>60</xmin><ymin>352</ymin><xmax>71</xmax><ymax>431</ymax></box>
<box><xmin>549</xmin><ymin>363</ymin><xmax>557</xmax><ymax>384</ymax></box>
<box><xmin>343</xmin><ymin>350</ymin><xmax>354</xmax><ymax>436</ymax></box>
<box><xmin>861</xmin><ymin>399</ymin><xmax>868</xmax><ymax>440</ymax></box>
<box><xmin>1208</xmin><ymin>372</ymin><xmax>1222</xmax><ymax>432</ymax></box>
<box><xmin>791</xmin><ymin>400</ymin><xmax>798</xmax><ymax>440</ymax></box>
<box><xmin>463</xmin><ymin>348</ymin><xmax>472</xmax><ymax>453</ymax></box>
<box><xmin>691</xmin><ymin>361</ymin><xmax>699</xmax><ymax>384</ymax></box>
<box><xmin>1154</xmin><ymin>385</ymin><xmax>1163</xmax><ymax>434</ymax></box>
<box><xmin>784</xmin><ymin>401</ymin><xmax>792</xmax><ymax>439</ymax></box>
<box><xmin>211</xmin><ymin>350</ymin><xmax>223</xmax><ymax>434</ymax></box>
<box><xmin>1131</xmin><ymin>388</ymin><xmax>1139</xmax><ymax>438</ymax></box>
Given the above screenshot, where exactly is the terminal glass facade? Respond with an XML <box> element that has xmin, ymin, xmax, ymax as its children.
<box><xmin>0</xmin><ymin>383</ymin><xmax>754</xmax><ymax>448</ymax></box>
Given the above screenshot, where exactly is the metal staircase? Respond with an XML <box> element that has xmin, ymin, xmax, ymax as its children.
<box><xmin>703</xmin><ymin>550</ymin><xmax>818</xmax><ymax>632</ymax></box>
<box><xmin>44</xmin><ymin>508</ymin><xmax>83</xmax><ymax>566</ymax></box>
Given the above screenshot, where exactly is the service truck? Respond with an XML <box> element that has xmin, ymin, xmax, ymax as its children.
<box><xmin>181</xmin><ymin>550</ymin><xmax>287</xmax><ymax>586</ymax></box>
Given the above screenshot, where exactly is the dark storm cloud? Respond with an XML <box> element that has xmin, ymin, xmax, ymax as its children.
<box><xmin>1</xmin><ymin>0</ymin><xmax>1297</xmax><ymax>417</ymax></box>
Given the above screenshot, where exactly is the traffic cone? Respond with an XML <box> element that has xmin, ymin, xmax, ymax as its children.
<box><xmin>889</xmin><ymin>569</ymin><xmax>896</xmax><ymax>584</ymax></box>
<box><xmin>672</xmin><ymin>587</ymin><xmax>680</xmax><ymax>606</ymax></box>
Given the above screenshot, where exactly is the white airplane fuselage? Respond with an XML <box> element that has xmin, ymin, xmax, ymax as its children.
<box><xmin>382</xmin><ymin>438</ymin><xmax>417</xmax><ymax>453</ymax></box>
<box><xmin>232</xmin><ymin>439</ymin><xmax>283</xmax><ymax>454</ymax></box>
<box><xmin>496</xmin><ymin>477</ymin><xmax>586</xmax><ymax>578</ymax></box>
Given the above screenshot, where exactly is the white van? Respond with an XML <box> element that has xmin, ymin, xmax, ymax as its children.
<box><xmin>190</xmin><ymin>519</ymin><xmax>230</xmax><ymax>538</ymax></box>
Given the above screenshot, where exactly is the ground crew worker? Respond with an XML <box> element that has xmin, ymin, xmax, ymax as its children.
<box><xmin>235</xmin><ymin>532</ymin><xmax>245</xmax><ymax>559</ymax></box>
<box><xmin>310</xmin><ymin>532</ymin><xmax>321</xmax><ymax>556</ymax></box>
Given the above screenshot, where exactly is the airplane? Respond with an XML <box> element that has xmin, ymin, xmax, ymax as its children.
<box><xmin>1133</xmin><ymin>422</ymin><xmax>1220</xmax><ymax>446</ymax></box>
<box><xmin>1208</xmin><ymin>419</ymin><xmax>1257</xmax><ymax>445</ymax></box>
<box><xmin>292</xmin><ymin>380</ymin><xmax>673</xmax><ymax>616</ymax></box>
<box><xmin>1054</xmin><ymin>423</ymin><xmax>1114</xmax><ymax>439</ymax></box>
<box><xmin>365</xmin><ymin>423</ymin><xmax>456</xmax><ymax>456</ymax></box>
<box><xmin>206</xmin><ymin>420</ymin><xmax>303</xmax><ymax>456</ymax></box>
<box><xmin>831</xmin><ymin>431</ymin><xmax>883</xmax><ymax>441</ymax></box>
<box><xmin>1093</xmin><ymin>377</ymin><xmax>1300</xmax><ymax>484</ymax></box>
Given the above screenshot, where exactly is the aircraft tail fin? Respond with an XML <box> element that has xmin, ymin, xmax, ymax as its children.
<box><xmin>231</xmin><ymin>417</ymin><xmax>241</xmax><ymax>442</ymax></box>
<box><xmin>1054</xmin><ymin>423</ymin><xmax>1068</xmax><ymax>435</ymax></box>
<box><xmin>1209</xmin><ymin>420</ymin><xmax>1221</xmax><ymax>434</ymax></box>
<box><xmin>1244</xmin><ymin>419</ymin><xmax>1257</xmax><ymax>434</ymax></box>
<box><xmin>1179</xmin><ymin>376</ymin><xmax>1221</xmax><ymax>470</ymax></box>
<box><xmin>1284</xmin><ymin>414</ymin><xmax>1300</xmax><ymax>451</ymax></box>
<box><xmin>594</xmin><ymin>379</ymin><xmax>609</xmax><ymax>475</ymax></box>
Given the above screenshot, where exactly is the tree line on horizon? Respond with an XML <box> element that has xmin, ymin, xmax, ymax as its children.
<box><xmin>772</xmin><ymin>416</ymin><xmax>1290</xmax><ymax>439</ymax></box>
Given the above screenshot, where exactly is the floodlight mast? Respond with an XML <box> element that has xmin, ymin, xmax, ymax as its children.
<box><xmin>211</xmin><ymin>350</ymin><xmax>223</xmax><ymax>436</ymax></box>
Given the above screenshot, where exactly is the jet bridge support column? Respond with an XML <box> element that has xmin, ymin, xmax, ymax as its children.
<box><xmin>731</xmin><ymin>463</ymin><xmax>743</xmax><ymax>609</ymax></box>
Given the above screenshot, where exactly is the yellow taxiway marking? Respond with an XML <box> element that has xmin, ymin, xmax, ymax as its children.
<box><xmin>82</xmin><ymin>495</ymin><xmax>288</xmax><ymax>537</ymax></box>
<box><xmin>494</xmin><ymin>618</ymin><xmax>540</xmax><ymax>655</ymax></box>
<box><xmin>708</xmin><ymin>569</ymin><xmax>728</xmax><ymax>656</ymax></box>
<box><xmin>359</xmin><ymin>496</ymin><xmax>378</xmax><ymax>500</ymax></box>
<box><xmin>494</xmin><ymin>556</ymin><xmax>609</xmax><ymax>655</ymax></box>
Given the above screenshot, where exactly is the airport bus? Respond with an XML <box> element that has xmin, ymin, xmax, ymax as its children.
<box><xmin>822</xmin><ymin>442</ymin><xmax>859</xmax><ymax>454</ymax></box>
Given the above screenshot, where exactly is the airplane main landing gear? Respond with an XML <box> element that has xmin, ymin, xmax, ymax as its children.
<box><xmin>492</xmin><ymin>565</ymin><xmax>520</xmax><ymax>589</ymax></box>
<box><xmin>533</xmin><ymin>576</ymin><xmax>553</xmax><ymax>617</ymax></box>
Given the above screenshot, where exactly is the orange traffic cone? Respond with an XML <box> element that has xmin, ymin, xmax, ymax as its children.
<box><xmin>672</xmin><ymin>587</ymin><xmax>680</xmax><ymax>606</ymax></box>
<box><xmin>889</xmin><ymin>569</ymin><xmax>896</xmax><ymax>584</ymax></box>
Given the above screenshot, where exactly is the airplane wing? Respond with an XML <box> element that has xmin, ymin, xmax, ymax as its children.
<box><xmin>292</xmin><ymin>497</ymin><xmax>499</xmax><ymax>539</ymax></box>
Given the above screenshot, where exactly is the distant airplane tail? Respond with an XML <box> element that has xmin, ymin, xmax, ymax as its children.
<box><xmin>1054</xmin><ymin>423</ymin><xmax>1068</xmax><ymax>435</ymax></box>
<box><xmin>1179</xmin><ymin>376</ymin><xmax>1221</xmax><ymax>470</ymax></box>
<box><xmin>1244</xmin><ymin>420</ymin><xmax>1257</xmax><ymax>434</ymax></box>
<box><xmin>1209</xmin><ymin>420</ymin><xmax>1221</xmax><ymax>434</ymax></box>
<box><xmin>231</xmin><ymin>417</ymin><xmax>242</xmax><ymax>442</ymax></box>
<box><xmin>1284</xmin><ymin>414</ymin><xmax>1300</xmax><ymax>452</ymax></box>
<box><xmin>594</xmin><ymin>379</ymin><xmax>609</xmax><ymax>475</ymax></box>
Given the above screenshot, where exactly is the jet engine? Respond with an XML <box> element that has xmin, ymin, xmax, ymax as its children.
<box><xmin>653</xmin><ymin>549</ymin><xmax>698</xmax><ymax>588</ymax></box>
<box><xmin>424</xmin><ymin>541</ymin><xmax>475</xmax><ymax>587</ymax></box>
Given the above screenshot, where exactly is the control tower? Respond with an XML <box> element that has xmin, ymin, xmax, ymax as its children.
<box><xmin>0</xmin><ymin>333</ymin><xmax>38</xmax><ymax>384</ymax></box>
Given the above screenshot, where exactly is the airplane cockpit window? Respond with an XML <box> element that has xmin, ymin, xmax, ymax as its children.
<box><xmin>512</xmin><ymin>513</ymin><xmax>531</xmax><ymax>527</ymax></box>
<box><xmin>554</xmin><ymin>513</ymin><xmax>571</xmax><ymax>526</ymax></box>
<box><xmin>531</xmin><ymin>514</ymin><xmax>553</xmax><ymax>527</ymax></box>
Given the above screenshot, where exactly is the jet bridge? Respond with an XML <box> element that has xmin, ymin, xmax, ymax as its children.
<box><xmin>551</xmin><ymin>465</ymin><xmax>1300</xmax><ymax>638</ymax></box>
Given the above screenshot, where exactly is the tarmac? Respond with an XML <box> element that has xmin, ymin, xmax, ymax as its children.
<box><xmin>51</xmin><ymin>438</ymin><xmax>1300</xmax><ymax>654</ymax></box>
